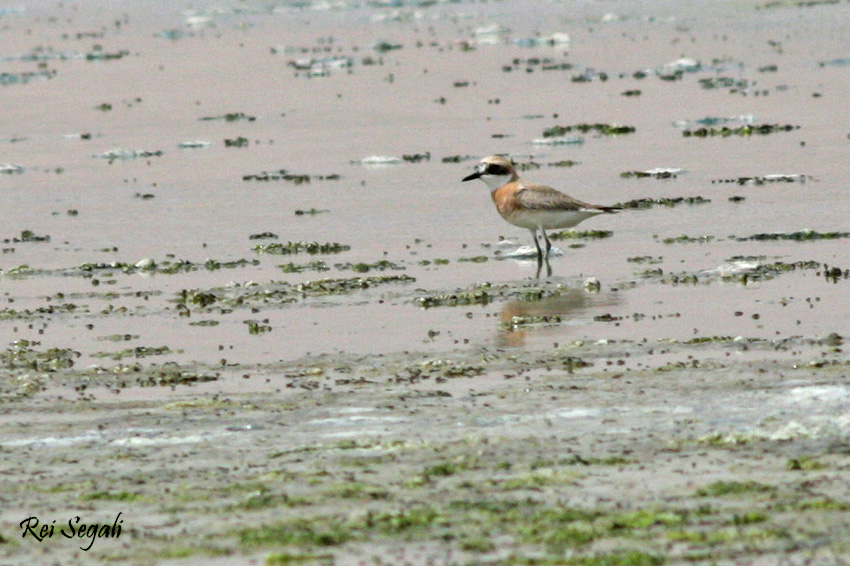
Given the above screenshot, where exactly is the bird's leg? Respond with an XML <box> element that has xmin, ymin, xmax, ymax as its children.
<box><xmin>541</xmin><ymin>229</ymin><xmax>552</xmax><ymax>258</ymax></box>
<box><xmin>530</xmin><ymin>229</ymin><xmax>543</xmax><ymax>264</ymax></box>
<box><xmin>535</xmin><ymin>256</ymin><xmax>553</xmax><ymax>279</ymax></box>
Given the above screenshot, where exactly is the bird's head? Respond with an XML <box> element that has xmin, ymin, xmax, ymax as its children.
<box><xmin>462</xmin><ymin>155</ymin><xmax>518</xmax><ymax>191</ymax></box>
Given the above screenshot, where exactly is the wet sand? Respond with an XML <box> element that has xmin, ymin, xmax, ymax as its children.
<box><xmin>2</xmin><ymin>0</ymin><xmax>850</xmax><ymax>564</ymax></box>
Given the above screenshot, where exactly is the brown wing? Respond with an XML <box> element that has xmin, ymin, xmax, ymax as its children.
<box><xmin>515</xmin><ymin>183</ymin><xmax>618</xmax><ymax>213</ymax></box>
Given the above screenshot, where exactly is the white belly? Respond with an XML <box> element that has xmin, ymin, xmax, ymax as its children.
<box><xmin>506</xmin><ymin>209</ymin><xmax>602</xmax><ymax>230</ymax></box>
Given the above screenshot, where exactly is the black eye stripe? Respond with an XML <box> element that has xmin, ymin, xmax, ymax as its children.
<box><xmin>486</xmin><ymin>164</ymin><xmax>510</xmax><ymax>176</ymax></box>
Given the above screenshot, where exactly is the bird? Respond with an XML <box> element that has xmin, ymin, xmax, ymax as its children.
<box><xmin>462</xmin><ymin>155</ymin><xmax>619</xmax><ymax>264</ymax></box>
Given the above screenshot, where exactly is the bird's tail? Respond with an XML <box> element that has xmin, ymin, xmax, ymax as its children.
<box><xmin>594</xmin><ymin>204</ymin><xmax>621</xmax><ymax>214</ymax></box>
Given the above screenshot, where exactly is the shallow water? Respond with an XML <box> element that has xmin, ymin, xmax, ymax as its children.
<box><xmin>5</xmin><ymin>2</ymin><xmax>850</xmax><ymax>563</ymax></box>
<box><xmin>3</xmin><ymin>1</ymin><xmax>850</xmax><ymax>387</ymax></box>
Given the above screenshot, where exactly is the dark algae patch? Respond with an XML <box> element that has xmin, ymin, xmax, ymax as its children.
<box><xmin>712</xmin><ymin>174</ymin><xmax>806</xmax><ymax>185</ymax></box>
<box><xmin>615</xmin><ymin>197</ymin><xmax>710</xmax><ymax>209</ymax></box>
<box><xmin>543</xmin><ymin>123</ymin><xmax>636</xmax><ymax>137</ymax></box>
<box><xmin>334</xmin><ymin>260</ymin><xmax>404</xmax><ymax>272</ymax></box>
<box><xmin>501</xmin><ymin>314</ymin><xmax>564</xmax><ymax>329</ymax></box>
<box><xmin>198</xmin><ymin>112</ymin><xmax>256</xmax><ymax>122</ymax></box>
<box><xmin>296</xmin><ymin>275</ymin><xmax>414</xmax><ymax>295</ymax></box>
<box><xmin>249</xmin><ymin>232</ymin><xmax>279</xmax><ymax>240</ymax></box>
<box><xmin>242</xmin><ymin>169</ymin><xmax>341</xmax><ymax>183</ymax></box>
<box><xmin>414</xmin><ymin>280</ymin><xmax>588</xmax><ymax>309</ymax></box>
<box><xmin>697</xmin><ymin>76</ymin><xmax>749</xmax><ymax>90</ymax></box>
<box><xmin>620</xmin><ymin>170</ymin><xmax>680</xmax><ymax>179</ymax></box>
<box><xmin>90</xmin><ymin>345</ymin><xmax>173</xmax><ymax>361</ymax></box>
<box><xmin>682</xmin><ymin>124</ymin><xmax>799</xmax><ymax>137</ymax></box>
<box><xmin>277</xmin><ymin>261</ymin><xmax>331</xmax><ymax>273</ymax></box>
<box><xmin>548</xmin><ymin>230</ymin><xmax>613</xmax><ymax>240</ymax></box>
<box><xmin>661</xmin><ymin>235</ymin><xmax>715</xmax><ymax>244</ymax></box>
<box><xmin>2</xmin><ymin>339</ymin><xmax>79</xmax><ymax>371</ymax></box>
<box><xmin>3</xmin><ymin>230</ymin><xmax>51</xmax><ymax>243</ymax></box>
<box><xmin>224</xmin><ymin>136</ymin><xmax>249</xmax><ymax>148</ymax></box>
<box><xmin>414</xmin><ymin>287</ymin><xmax>492</xmax><ymax>308</ymax></box>
<box><xmin>733</xmin><ymin>230</ymin><xmax>850</xmax><ymax>241</ymax></box>
<box><xmin>253</xmin><ymin>242</ymin><xmax>351</xmax><ymax>255</ymax></box>
<box><xmin>175</xmin><ymin>274</ymin><xmax>415</xmax><ymax>311</ymax></box>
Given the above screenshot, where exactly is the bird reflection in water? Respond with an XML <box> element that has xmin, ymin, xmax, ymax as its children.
<box><xmin>497</xmin><ymin>285</ymin><xmax>619</xmax><ymax>348</ymax></box>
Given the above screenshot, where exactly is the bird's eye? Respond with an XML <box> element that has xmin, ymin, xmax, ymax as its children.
<box><xmin>486</xmin><ymin>164</ymin><xmax>509</xmax><ymax>176</ymax></box>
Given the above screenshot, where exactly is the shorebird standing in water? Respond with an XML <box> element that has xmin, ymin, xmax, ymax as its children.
<box><xmin>462</xmin><ymin>155</ymin><xmax>618</xmax><ymax>271</ymax></box>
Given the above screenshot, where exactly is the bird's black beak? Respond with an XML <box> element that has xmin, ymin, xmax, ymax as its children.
<box><xmin>462</xmin><ymin>171</ymin><xmax>481</xmax><ymax>182</ymax></box>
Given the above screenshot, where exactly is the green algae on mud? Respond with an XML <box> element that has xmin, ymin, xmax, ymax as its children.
<box><xmin>619</xmin><ymin>170</ymin><xmax>681</xmax><ymax>179</ymax></box>
<box><xmin>660</xmin><ymin>234</ymin><xmax>715</xmax><ymax>244</ymax></box>
<box><xmin>0</xmin><ymin>303</ymin><xmax>84</xmax><ymax>320</ymax></box>
<box><xmin>2</xmin><ymin>229</ymin><xmax>51</xmax><ymax>243</ymax></box>
<box><xmin>130</xmin><ymin>414</ymin><xmax>848</xmax><ymax>564</ymax></box>
<box><xmin>615</xmin><ymin>196</ymin><xmax>711</xmax><ymax>209</ymax></box>
<box><xmin>224</xmin><ymin>136</ymin><xmax>249</xmax><ymax>148</ymax></box>
<box><xmin>734</xmin><ymin>230</ymin><xmax>850</xmax><ymax>242</ymax></box>
<box><xmin>81</xmin><ymin>257</ymin><xmax>260</xmax><ymax>275</ymax></box>
<box><xmin>231</xmin><ymin>477</ymin><xmax>737</xmax><ymax>558</ymax></box>
<box><xmin>413</xmin><ymin>287</ymin><xmax>492</xmax><ymax>308</ymax></box>
<box><xmin>198</xmin><ymin>112</ymin><xmax>256</xmax><ymax>122</ymax></box>
<box><xmin>659</xmin><ymin>229</ymin><xmax>850</xmax><ymax>246</ymax></box>
<box><xmin>681</xmin><ymin>124</ymin><xmax>799</xmax><ymax>137</ymax></box>
<box><xmin>413</xmin><ymin>280</ymin><xmax>586</xmax><ymax>309</ymax></box>
<box><xmin>501</xmin><ymin>314</ymin><xmax>564</xmax><ymax>329</ymax></box>
<box><xmin>542</xmin><ymin>123</ymin><xmax>636</xmax><ymax>137</ymax></box>
<box><xmin>711</xmin><ymin>174</ymin><xmax>806</xmax><ymax>185</ymax></box>
<box><xmin>548</xmin><ymin>230</ymin><xmax>613</xmax><ymax>241</ymax></box>
<box><xmin>275</xmin><ymin>258</ymin><xmax>405</xmax><ymax>274</ymax></box>
<box><xmin>277</xmin><ymin>260</ymin><xmax>331</xmax><ymax>273</ymax></box>
<box><xmin>636</xmin><ymin>259</ymin><xmax>827</xmax><ymax>285</ymax></box>
<box><xmin>175</xmin><ymin>274</ymin><xmax>415</xmax><ymax>310</ymax></box>
<box><xmin>0</xmin><ymin>257</ymin><xmax>260</xmax><ymax>281</ymax></box>
<box><xmin>6</xmin><ymin>0</ymin><xmax>850</xmax><ymax>564</ymax></box>
<box><xmin>4</xmin><ymin>330</ymin><xmax>850</xmax><ymax>562</ymax></box>
<box><xmin>334</xmin><ymin>260</ymin><xmax>405</xmax><ymax>272</ymax></box>
<box><xmin>252</xmin><ymin>242</ymin><xmax>351</xmax><ymax>255</ymax></box>
<box><xmin>90</xmin><ymin>345</ymin><xmax>174</xmax><ymax>361</ymax></box>
<box><xmin>2</xmin><ymin>339</ymin><xmax>79</xmax><ymax>371</ymax></box>
<box><xmin>242</xmin><ymin>169</ymin><xmax>342</xmax><ymax>183</ymax></box>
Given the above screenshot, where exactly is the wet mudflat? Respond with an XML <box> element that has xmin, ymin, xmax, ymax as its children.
<box><xmin>2</xmin><ymin>0</ymin><xmax>850</xmax><ymax>564</ymax></box>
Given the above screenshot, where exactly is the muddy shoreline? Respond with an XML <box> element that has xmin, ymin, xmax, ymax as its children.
<box><xmin>3</xmin><ymin>329</ymin><xmax>850</xmax><ymax>565</ymax></box>
<box><xmin>3</xmin><ymin>0</ymin><xmax>850</xmax><ymax>564</ymax></box>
